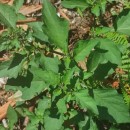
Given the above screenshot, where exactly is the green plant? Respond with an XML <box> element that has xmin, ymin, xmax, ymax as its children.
<box><xmin>0</xmin><ymin>0</ymin><xmax>130</xmax><ymax>129</ymax></box>
<box><xmin>61</xmin><ymin>0</ymin><xmax>121</xmax><ymax>16</ymax></box>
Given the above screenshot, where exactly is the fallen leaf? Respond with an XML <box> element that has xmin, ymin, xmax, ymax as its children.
<box><xmin>0</xmin><ymin>100</ymin><xmax>15</xmax><ymax>120</ymax></box>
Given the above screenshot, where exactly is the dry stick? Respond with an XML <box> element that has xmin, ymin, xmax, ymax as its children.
<box><xmin>19</xmin><ymin>5</ymin><xmax>42</xmax><ymax>15</ymax></box>
<box><xmin>0</xmin><ymin>17</ymin><xmax>40</xmax><ymax>34</ymax></box>
<box><xmin>58</xmin><ymin>8</ymin><xmax>70</xmax><ymax>21</ymax></box>
<box><xmin>17</xmin><ymin>18</ymin><xmax>39</xmax><ymax>24</ymax></box>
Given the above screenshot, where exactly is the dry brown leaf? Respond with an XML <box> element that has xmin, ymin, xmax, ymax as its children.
<box><xmin>0</xmin><ymin>100</ymin><xmax>15</xmax><ymax>121</ymax></box>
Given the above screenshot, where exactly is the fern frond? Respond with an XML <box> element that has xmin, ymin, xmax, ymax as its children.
<box><xmin>104</xmin><ymin>32</ymin><xmax>128</xmax><ymax>45</ymax></box>
<box><xmin>120</xmin><ymin>48</ymin><xmax>130</xmax><ymax>79</ymax></box>
<box><xmin>93</xmin><ymin>27</ymin><xmax>128</xmax><ymax>45</ymax></box>
<box><xmin>122</xmin><ymin>88</ymin><xmax>130</xmax><ymax>106</ymax></box>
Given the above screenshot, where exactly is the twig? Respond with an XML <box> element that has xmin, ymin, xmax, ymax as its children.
<box><xmin>58</xmin><ymin>8</ymin><xmax>70</xmax><ymax>21</ymax></box>
<box><xmin>17</xmin><ymin>18</ymin><xmax>39</xmax><ymax>24</ymax></box>
<box><xmin>19</xmin><ymin>5</ymin><xmax>42</xmax><ymax>15</ymax></box>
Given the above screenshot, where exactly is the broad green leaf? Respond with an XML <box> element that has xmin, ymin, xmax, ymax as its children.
<box><xmin>52</xmin><ymin>88</ymin><xmax>62</xmax><ymax>102</ymax></box>
<box><xmin>91</xmin><ymin>4</ymin><xmax>100</xmax><ymax>16</ymax></box>
<box><xmin>68</xmin><ymin>110</ymin><xmax>85</xmax><ymax>125</ymax></box>
<box><xmin>94</xmin><ymin>89</ymin><xmax>130</xmax><ymax>123</ymax></box>
<box><xmin>31</xmin><ymin>68</ymin><xmax>60</xmax><ymax>85</ymax></box>
<box><xmin>83</xmin><ymin>72</ymin><xmax>93</xmax><ymax>79</ymax></box>
<box><xmin>97</xmin><ymin>38</ymin><xmax>121</xmax><ymax>65</ymax></box>
<box><xmin>57</xmin><ymin>98</ymin><xmax>67</xmax><ymax>114</ymax></box>
<box><xmin>87</xmin><ymin>38</ymin><xmax>121</xmax><ymax>72</ymax></box>
<box><xmin>42</xmin><ymin>0</ymin><xmax>69</xmax><ymax>53</ymax></box>
<box><xmin>44</xmin><ymin>116</ymin><xmax>63</xmax><ymax>130</ymax></box>
<box><xmin>87</xmin><ymin>50</ymin><xmax>107</xmax><ymax>72</ymax></box>
<box><xmin>40</xmin><ymin>55</ymin><xmax>60</xmax><ymax>73</ymax></box>
<box><xmin>74</xmin><ymin>39</ymin><xmax>98</xmax><ymax>62</ymax></box>
<box><xmin>17</xmin><ymin>13</ymin><xmax>26</xmax><ymax>21</ymax></box>
<box><xmin>63</xmin><ymin>57</ymin><xmax>71</xmax><ymax>69</ymax></box>
<box><xmin>93</xmin><ymin>27</ymin><xmax>112</xmax><ymax>36</ymax></box>
<box><xmin>28</xmin><ymin>22</ymin><xmax>48</xmax><ymax>42</ymax></box>
<box><xmin>0</xmin><ymin>54</ymin><xmax>26</xmax><ymax>78</ymax></box>
<box><xmin>88</xmin><ymin>118</ymin><xmax>98</xmax><ymax>130</ymax></box>
<box><xmin>0</xmin><ymin>3</ymin><xmax>17</xmax><ymax>28</ymax></box>
<box><xmin>5</xmin><ymin>70</ymin><xmax>33</xmax><ymax>88</ymax></box>
<box><xmin>93</xmin><ymin>62</ymin><xmax>116</xmax><ymax>80</ymax></box>
<box><xmin>74</xmin><ymin>90</ymin><xmax>98</xmax><ymax>115</ymax></box>
<box><xmin>61</xmin><ymin>0</ymin><xmax>88</xmax><ymax>11</ymax></box>
<box><xmin>100</xmin><ymin>0</ymin><xmax>107</xmax><ymax>14</ymax></box>
<box><xmin>13</xmin><ymin>0</ymin><xmax>24</xmax><ymax>12</ymax></box>
<box><xmin>21</xmin><ymin>80</ymin><xmax>48</xmax><ymax>100</ymax></box>
<box><xmin>69</xmin><ymin>110</ymin><xmax>78</xmax><ymax>119</ymax></box>
<box><xmin>78</xmin><ymin>116</ymin><xmax>89</xmax><ymax>130</ymax></box>
<box><xmin>78</xmin><ymin>116</ymin><xmax>98</xmax><ymax>130</ymax></box>
<box><xmin>0</xmin><ymin>125</ymin><xmax>5</xmax><ymax>130</ymax></box>
<box><xmin>24</xmin><ymin>112</ymin><xmax>40</xmax><ymax>128</ymax></box>
<box><xmin>36</xmin><ymin>98</ymin><xmax>51</xmax><ymax>115</ymax></box>
<box><xmin>29</xmin><ymin>116</ymin><xmax>40</xmax><ymax>126</ymax></box>
<box><xmin>115</xmin><ymin>10</ymin><xmax>130</xmax><ymax>36</ymax></box>
<box><xmin>109</xmin><ymin>126</ymin><xmax>119</xmax><ymax>130</ymax></box>
<box><xmin>25</xmin><ymin>124</ymin><xmax>38</xmax><ymax>130</ymax></box>
<box><xmin>62</xmin><ymin>67</ymin><xmax>75</xmax><ymax>85</ymax></box>
<box><xmin>7</xmin><ymin>106</ymin><xmax>18</xmax><ymax>129</ymax></box>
